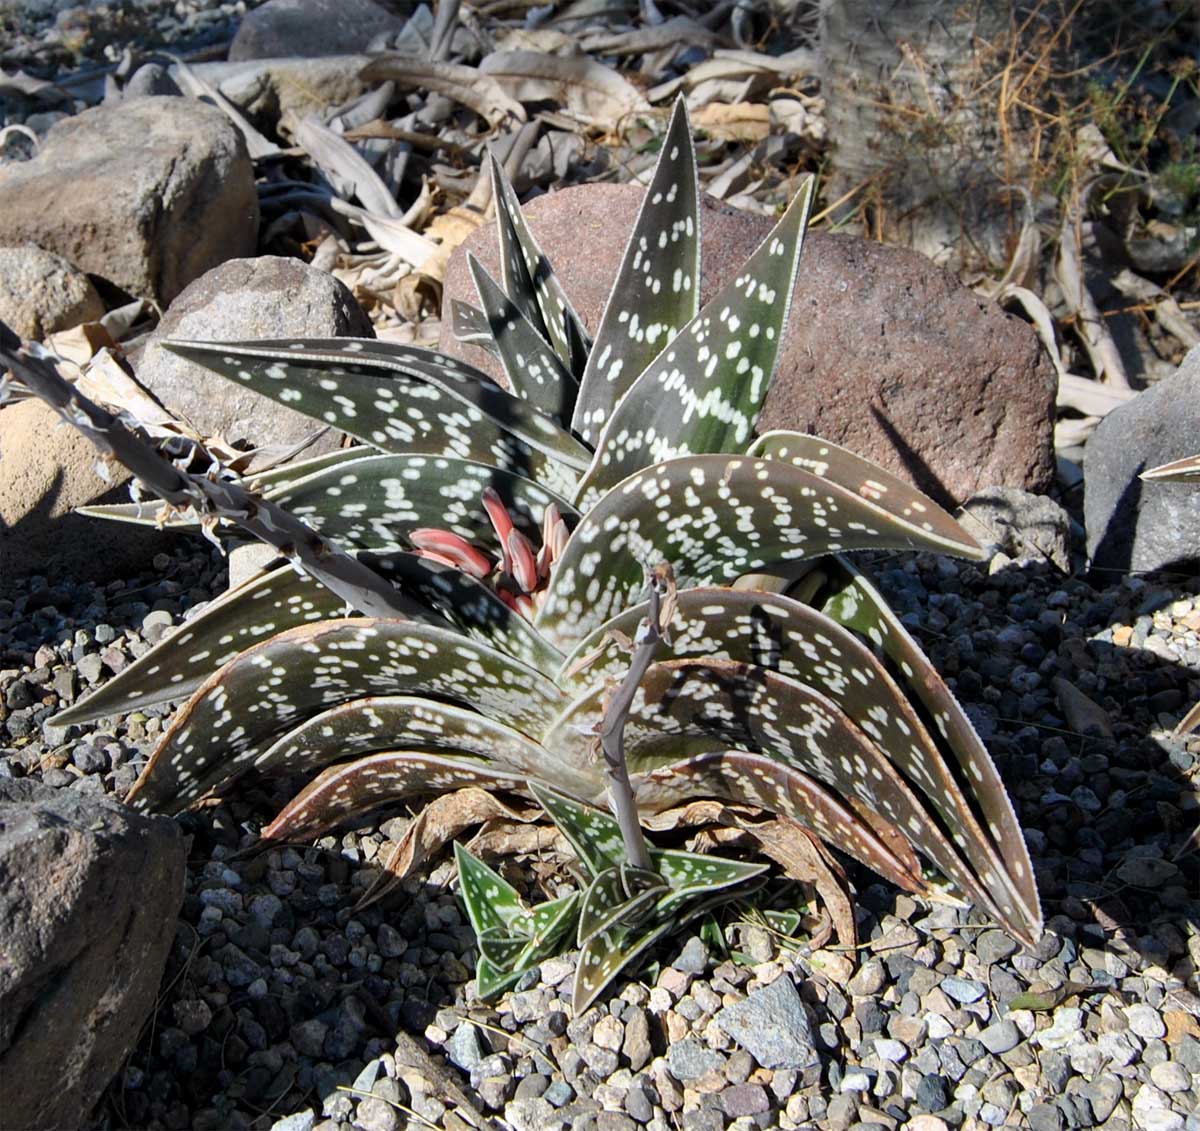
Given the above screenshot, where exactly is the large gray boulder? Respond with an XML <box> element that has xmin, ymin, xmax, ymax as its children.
<box><xmin>230</xmin><ymin>0</ymin><xmax>404</xmax><ymax>60</ymax></box>
<box><xmin>0</xmin><ymin>97</ymin><xmax>258</xmax><ymax>306</ymax></box>
<box><xmin>132</xmin><ymin>255</ymin><xmax>375</xmax><ymax>452</ymax></box>
<box><xmin>0</xmin><ymin>245</ymin><xmax>104</xmax><ymax>339</ymax></box>
<box><xmin>1085</xmin><ymin>346</ymin><xmax>1200</xmax><ymax>574</ymax></box>
<box><xmin>439</xmin><ymin>183</ymin><xmax>1056</xmax><ymax>507</ymax></box>
<box><xmin>0</xmin><ymin>778</ymin><xmax>186</xmax><ymax>1131</ymax></box>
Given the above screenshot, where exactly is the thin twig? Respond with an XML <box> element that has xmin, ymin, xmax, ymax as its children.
<box><xmin>594</xmin><ymin>562</ymin><xmax>677</xmax><ymax>871</ymax></box>
<box><xmin>0</xmin><ymin>326</ymin><xmax>443</xmax><ymax>625</ymax></box>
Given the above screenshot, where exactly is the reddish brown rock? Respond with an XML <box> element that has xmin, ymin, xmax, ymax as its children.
<box><xmin>439</xmin><ymin>183</ymin><xmax>1055</xmax><ymax>506</ymax></box>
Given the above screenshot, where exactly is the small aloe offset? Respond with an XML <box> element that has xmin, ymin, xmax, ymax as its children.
<box><xmin>7</xmin><ymin>99</ymin><xmax>1043</xmax><ymax>1007</ymax></box>
<box><xmin>458</xmin><ymin>784</ymin><xmax>766</xmax><ymax>1011</ymax></box>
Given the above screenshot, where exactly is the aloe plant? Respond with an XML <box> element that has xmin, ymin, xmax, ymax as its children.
<box><xmin>12</xmin><ymin>101</ymin><xmax>1042</xmax><ymax>1009</ymax></box>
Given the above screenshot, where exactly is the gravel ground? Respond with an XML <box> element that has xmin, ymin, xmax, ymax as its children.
<box><xmin>1</xmin><ymin>523</ymin><xmax>1197</xmax><ymax>1131</ymax></box>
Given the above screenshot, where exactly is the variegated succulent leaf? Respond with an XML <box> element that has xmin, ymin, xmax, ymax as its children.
<box><xmin>528</xmin><ymin>782</ymin><xmax>627</xmax><ymax>879</ymax></box>
<box><xmin>262</xmin><ymin>752</ymin><xmax>535</xmax><ymax>843</ymax></box>
<box><xmin>817</xmin><ymin>558</ymin><xmax>1042</xmax><ymax>941</ymax></box>
<box><xmin>572</xmin><ymin>876</ymin><xmax>768</xmax><ymax>1013</ymax></box>
<box><xmin>574</xmin><ymin>917</ymin><xmax>675</xmax><ymax>1014</ymax></box>
<box><xmin>467</xmin><ymin>253</ymin><xmax>578</xmax><ymax>424</ymax></box>
<box><xmin>262</xmin><ymin>453</ymin><xmax>576</xmax><ymax>553</ymax></box>
<box><xmin>128</xmin><ymin>618</ymin><xmax>565</xmax><ymax>815</ymax></box>
<box><xmin>577</xmin><ymin>866</ymin><xmax>665</xmax><ymax>946</ymax></box>
<box><xmin>489</xmin><ymin>155</ymin><xmax>592</xmax><ymax>377</ymax></box>
<box><xmin>575</xmin><ymin>177</ymin><xmax>816</xmax><ymax>507</ymax></box>
<box><xmin>78</xmin><ymin>448</ymin><xmax>368</xmax><ymax>530</ymax></box>
<box><xmin>53</xmin><ymin>562</ymin><xmax>348</xmax><ymax>726</ymax></box>
<box><xmin>450</xmin><ymin>299</ymin><xmax>501</xmax><ymax>359</ymax></box>
<box><xmin>747</xmin><ymin>431</ymin><xmax>980</xmax><ymax>548</ymax></box>
<box><xmin>162</xmin><ymin>338</ymin><xmax>590</xmax><ymax>493</ymax></box>
<box><xmin>476</xmin><ymin>955</ymin><xmax>525</xmax><ymax>1000</ymax></box>
<box><xmin>652</xmin><ymin>850</ymin><xmax>768</xmax><ymax>916</ymax></box>
<box><xmin>477</xmin><ymin>925</ymin><xmax>532</xmax><ymax>968</ymax></box>
<box><xmin>571</xmin><ymin>98</ymin><xmax>700</xmax><ymax>446</ymax></box>
<box><xmin>536</xmin><ymin>453</ymin><xmax>984</xmax><ymax>654</ymax></box>
<box><xmin>455</xmin><ymin>841</ymin><xmax>527</xmax><ymax>936</ymax></box>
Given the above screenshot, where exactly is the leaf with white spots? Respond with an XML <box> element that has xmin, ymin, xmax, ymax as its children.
<box><xmin>127</xmin><ymin>618</ymin><xmax>566</xmax><ymax>814</ymax></box>
<box><xmin>748</xmin><ymin>431</ymin><xmax>982</xmax><ymax>551</ymax></box>
<box><xmin>535</xmin><ymin>454</ymin><xmax>985</xmax><ymax>653</ymax></box>
<box><xmin>467</xmin><ymin>254</ymin><xmax>578</xmax><ymax>424</ymax></box>
<box><xmin>490</xmin><ymin>156</ymin><xmax>591</xmax><ymax>377</ymax></box>
<box><xmin>78</xmin><ymin>448</ymin><xmax>369</xmax><ymax>529</ymax></box>
<box><xmin>263</xmin><ymin>453</ymin><xmax>575</xmax><ymax>553</ymax></box>
<box><xmin>475</xmin><ymin>955</ymin><xmax>525</xmax><ymax>1000</ymax></box>
<box><xmin>450</xmin><ymin>299</ymin><xmax>501</xmax><ymax>359</ymax></box>
<box><xmin>571</xmin><ymin>98</ymin><xmax>700</xmax><ymax>446</ymax></box>
<box><xmin>577</xmin><ymin>867</ymin><xmax>663</xmax><ymax>946</ymax></box>
<box><xmin>636</xmin><ymin>751</ymin><xmax>925</xmax><ymax>895</ymax></box>
<box><xmin>528</xmin><ymin>782</ymin><xmax>627</xmax><ymax>879</ymax></box>
<box><xmin>53</xmin><ymin>563</ymin><xmax>350</xmax><ymax>725</ymax></box>
<box><xmin>548</xmin><ymin>658</ymin><xmax>1014</xmax><ymax>934</ymax></box>
<box><xmin>576</xmin><ymin>177</ymin><xmax>815</xmax><ymax>506</ymax></box>
<box><xmin>572</xmin><ymin>878</ymin><xmax>766</xmax><ymax>1013</ymax></box>
<box><xmin>368</xmin><ymin>551</ymin><xmax>564</xmax><ymax>670</ymax></box>
<box><xmin>251</xmin><ymin>694</ymin><xmax>555</xmax><ymax>790</ymax></box>
<box><xmin>455</xmin><ymin>841</ymin><xmax>527</xmax><ymax>936</ymax></box>
<box><xmin>818</xmin><ymin>559</ymin><xmax>1042</xmax><ymax>944</ymax></box>
<box><xmin>651</xmin><ymin>850</ymin><xmax>767</xmax><ymax>916</ymax></box>
<box><xmin>573</xmin><ymin>917</ymin><xmax>675</xmax><ymax>1014</ymax></box>
<box><xmin>477</xmin><ymin>926</ymin><xmax>531</xmax><ymax>968</ymax></box>
<box><xmin>163</xmin><ymin>337</ymin><xmax>591</xmax><ymax>493</ymax></box>
<box><xmin>265</xmin><ymin>752</ymin><xmax>529</xmax><ymax>842</ymax></box>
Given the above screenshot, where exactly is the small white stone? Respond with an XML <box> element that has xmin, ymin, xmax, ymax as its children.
<box><xmin>1149</xmin><ymin>1062</ymin><xmax>1190</xmax><ymax>1094</ymax></box>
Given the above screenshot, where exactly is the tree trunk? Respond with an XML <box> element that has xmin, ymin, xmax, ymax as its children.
<box><xmin>820</xmin><ymin>0</ymin><xmax>1027</xmax><ymax>273</ymax></box>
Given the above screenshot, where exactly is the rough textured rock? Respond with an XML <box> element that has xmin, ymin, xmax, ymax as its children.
<box><xmin>1084</xmin><ymin>346</ymin><xmax>1200</xmax><ymax>574</ymax></box>
<box><xmin>0</xmin><ymin>399</ymin><xmax>169</xmax><ymax>585</ymax></box>
<box><xmin>168</xmin><ymin>56</ymin><xmax>373</xmax><ymax>130</ymax></box>
<box><xmin>230</xmin><ymin>0</ymin><xmax>404</xmax><ymax>60</ymax></box>
<box><xmin>0</xmin><ymin>97</ymin><xmax>257</xmax><ymax>305</ymax></box>
<box><xmin>959</xmin><ymin>486</ymin><xmax>1075</xmax><ymax>572</ymax></box>
<box><xmin>132</xmin><ymin>255</ymin><xmax>375</xmax><ymax>452</ymax></box>
<box><xmin>439</xmin><ymin>183</ymin><xmax>1056</xmax><ymax>506</ymax></box>
<box><xmin>0</xmin><ymin>245</ymin><xmax>105</xmax><ymax>339</ymax></box>
<box><xmin>714</xmin><ymin>974</ymin><xmax>820</xmax><ymax>1071</ymax></box>
<box><xmin>0</xmin><ymin>777</ymin><xmax>186</xmax><ymax>1131</ymax></box>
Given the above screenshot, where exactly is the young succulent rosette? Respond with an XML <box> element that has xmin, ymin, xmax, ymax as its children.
<box><xmin>57</xmin><ymin>102</ymin><xmax>1042</xmax><ymax>1009</ymax></box>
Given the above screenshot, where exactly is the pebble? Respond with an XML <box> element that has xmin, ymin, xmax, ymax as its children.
<box><xmin>715</xmin><ymin>976</ymin><xmax>819</xmax><ymax>1070</ymax></box>
<box><xmin>1128</xmin><ymin>1004</ymin><xmax>1168</xmax><ymax>1040</ymax></box>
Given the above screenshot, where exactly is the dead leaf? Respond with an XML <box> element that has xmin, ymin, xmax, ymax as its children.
<box><xmin>691</xmin><ymin>102</ymin><xmax>770</xmax><ymax>143</ymax></box>
<box><xmin>479</xmin><ymin>50</ymin><xmax>650</xmax><ymax>127</ymax></box>
<box><xmin>356</xmin><ymin>788</ymin><xmax>539</xmax><ymax>908</ymax></box>
<box><xmin>294</xmin><ymin>116</ymin><xmax>403</xmax><ymax>219</ymax></box>
<box><xmin>361</xmin><ymin>55</ymin><xmax>526</xmax><ymax>128</ymax></box>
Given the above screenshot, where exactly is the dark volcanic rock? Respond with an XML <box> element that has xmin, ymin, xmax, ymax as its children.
<box><xmin>0</xmin><ymin>778</ymin><xmax>186</xmax><ymax>1131</ymax></box>
<box><xmin>439</xmin><ymin>182</ymin><xmax>1056</xmax><ymax>506</ymax></box>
